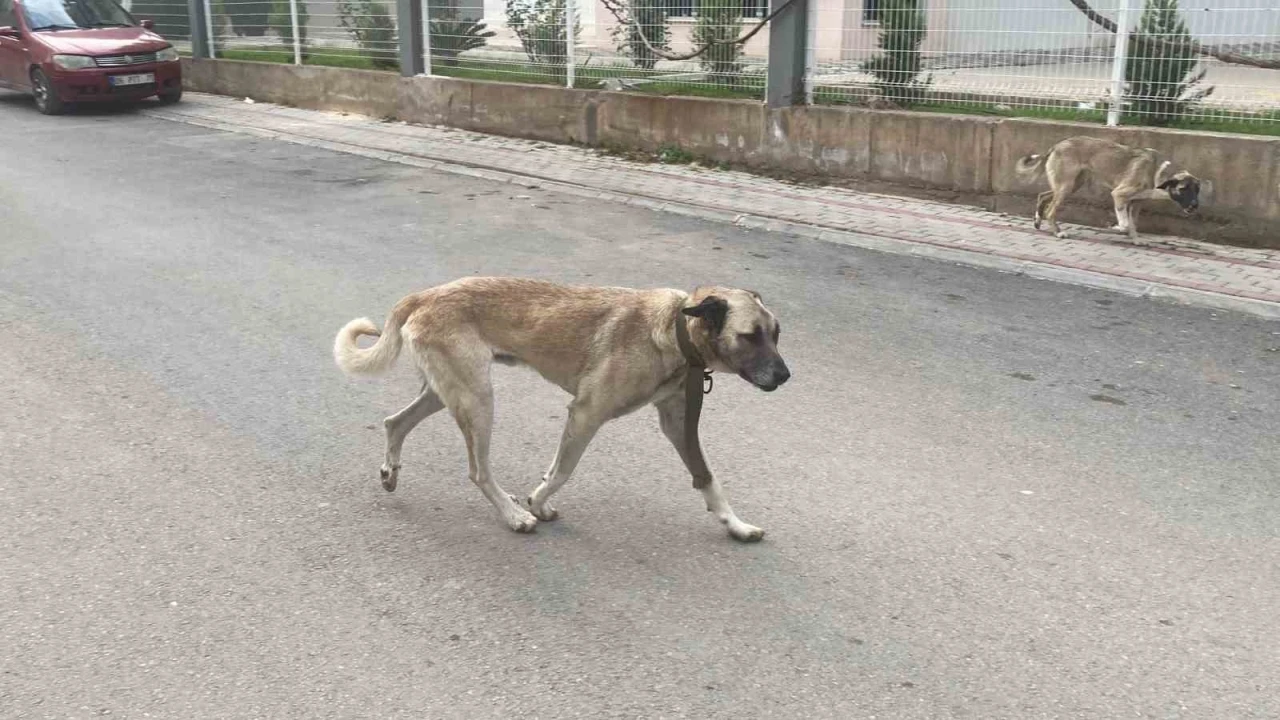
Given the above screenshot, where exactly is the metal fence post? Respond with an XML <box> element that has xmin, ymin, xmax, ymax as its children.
<box><xmin>422</xmin><ymin>0</ymin><xmax>433</xmax><ymax>75</ymax></box>
<box><xmin>289</xmin><ymin>0</ymin><xmax>302</xmax><ymax>65</ymax></box>
<box><xmin>802</xmin><ymin>0</ymin><xmax>817</xmax><ymax>104</ymax></box>
<box><xmin>564</xmin><ymin>0</ymin><xmax>576</xmax><ymax>88</ymax></box>
<box><xmin>396</xmin><ymin>0</ymin><xmax>425</xmax><ymax>76</ymax></box>
<box><xmin>1106</xmin><ymin>0</ymin><xmax>1133</xmax><ymax>126</ymax></box>
<box><xmin>187</xmin><ymin>0</ymin><xmax>210</xmax><ymax>58</ymax></box>
<box><xmin>201</xmin><ymin>0</ymin><xmax>216</xmax><ymax>57</ymax></box>
<box><xmin>767</xmin><ymin>0</ymin><xmax>808</xmax><ymax>108</ymax></box>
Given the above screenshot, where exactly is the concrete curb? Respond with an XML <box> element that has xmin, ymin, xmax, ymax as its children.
<box><xmin>145</xmin><ymin>105</ymin><xmax>1280</xmax><ymax>322</ymax></box>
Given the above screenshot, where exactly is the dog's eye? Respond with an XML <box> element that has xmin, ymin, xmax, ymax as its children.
<box><xmin>738</xmin><ymin>327</ymin><xmax>765</xmax><ymax>343</ymax></box>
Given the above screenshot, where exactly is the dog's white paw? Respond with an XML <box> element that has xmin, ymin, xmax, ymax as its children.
<box><xmin>526</xmin><ymin>496</ymin><xmax>560</xmax><ymax>522</ymax></box>
<box><xmin>1054</xmin><ymin>230</ymin><xmax>1070</xmax><ymax>239</ymax></box>
<box><xmin>727</xmin><ymin>521</ymin><xmax>765</xmax><ymax>543</ymax></box>
<box><xmin>502</xmin><ymin>502</ymin><xmax>539</xmax><ymax>533</ymax></box>
<box><xmin>379</xmin><ymin>463</ymin><xmax>400</xmax><ymax>492</ymax></box>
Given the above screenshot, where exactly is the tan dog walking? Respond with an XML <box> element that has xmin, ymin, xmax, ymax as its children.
<box><xmin>334</xmin><ymin>277</ymin><xmax>791</xmax><ymax>542</ymax></box>
<box><xmin>1016</xmin><ymin>136</ymin><xmax>1202</xmax><ymax>241</ymax></box>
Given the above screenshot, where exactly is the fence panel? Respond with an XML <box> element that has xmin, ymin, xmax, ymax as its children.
<box><xmin>807</xmin><ymin>0</ymin><xmax>1280</xmax><ymax>127</ymax></box>
<box><xmin>191</xmin><ymin>0</ymin><xmax>400</xmax><ymax>69</ymax></box>
<box><xmin>420</xmin><ymin>0</ymin><xmax>767</xmax><ymax>96</ymax></box>
<box><xmin>125</xmin><ymin>0</ymin><xmax>195</xmax><ymax>51</ymax></box>
<box><xmin>174</xmin><ymin>0</ymin><xmax>1279</xmax><ymax>130</ymax></box>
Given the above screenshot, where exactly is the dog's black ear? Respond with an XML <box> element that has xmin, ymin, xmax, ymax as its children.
<box><xmin>682</xmin><ymin>296</ymin><xmax>730</xmax><ymax>332</ymax></box>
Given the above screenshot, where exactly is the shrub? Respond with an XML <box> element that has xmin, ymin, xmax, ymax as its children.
<box><xmin>338</xmin><ymin>0</ymin><xmax>398</xmax><ymax>70</ymax></box>
<box><xmin>1123</xmin><ymin>0</ymin><xmax>1213</xmax><ymax>125</ymax></box>
<box><xmin>506</xmin><ymin>0</ymin><xmax>580</xmax><ymax>82</ymax></box>
<box><xmin>268</xmin><ymin>0</ymin><xmax>310</xmax><ymax>53</ymax></box>
<box><xmin>609</xmin><ymin>0</ymin><xmax>670</xmax><ymax>71</ymax></box>
<box><xmin>691</xmin><ymin>0</ymin><xmax>743</xmax><ymax>87</ymax></box>
<box><xmin>429</xmin><ymin>5</ymin><xmax>496</xmax><ymax>67</ymax></box>
<box><xmin>862</xmin><ymin>0</ymin><xmax>931</xmax><ymax>106</ymax></box>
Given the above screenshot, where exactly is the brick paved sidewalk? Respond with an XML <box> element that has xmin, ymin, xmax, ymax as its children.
<box><xmin>147</xmin><ymin>93</ymin><xmax>1280</xmax><ymax>319</ymax></box>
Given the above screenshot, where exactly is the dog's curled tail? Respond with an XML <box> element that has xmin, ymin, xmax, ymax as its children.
<box><xmin>334</xmin><ymin>306</ymin><xmax>409</xmax><ymax>376</ymax></box>
<box><xmin>1015</xmin><ymin>152</ymin><xmax>1048</xmax><ymax>179</ymax></box>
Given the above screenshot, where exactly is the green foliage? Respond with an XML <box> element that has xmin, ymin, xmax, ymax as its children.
<box><xmin>505</xmin><ymin>0</ymin><xmax>580</xmax><ymax>82</ymax></box>
<box><xmin>338</xmin><ymin>0</ymin><xmax>398</xmax><ymax>70</ymax></box>
<box><xmin>609</xmin><ymin>0</ymin><xmax>670</xmax><ymax>71</ymax></box>
<box><xmin>862</xmin><ymin>0</ymin><xmax>931</xmax><ymax>106</ymax></box>
<box><xmin>268</xmin><ymin>0</ymin><xmax>309</xmax><ymax>52</ymax></box>
<box><xmin>429</xmin><ymin>6</ymin><xmax>496</xmax><ymax>67</ymax></box>
<box><xmin>691</xmin><ymin>0</ymin><xmax>743</xmax><ymax>86</ymax></box>
<box><xmin>1123</xmin><ymin>0</ymin><xmax>1213</xmax><ymax>125</ymax></box>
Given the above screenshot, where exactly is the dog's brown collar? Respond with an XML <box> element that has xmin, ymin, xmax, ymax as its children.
<box><xmin>674</xmin><ymin>308</ymin><xmax>714</xmax><ymax>490</ymax></box>
<box><xmin>674</xmin><ymin>310</ymin><xmax>704</xmax><ymax>367</ymax></box>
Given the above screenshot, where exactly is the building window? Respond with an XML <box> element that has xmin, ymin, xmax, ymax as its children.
<box><xmin>862</xmin><ymin>0</ymin><xmax>879</xmax><ymax>24</ymax></box>
<box><xmin>668</xmin><ymin>0</ymin><xmax>768</xmax><ymax>19</ymax></box>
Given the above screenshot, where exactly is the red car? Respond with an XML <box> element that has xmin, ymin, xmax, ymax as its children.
<box><xmin>0</xmin><ymin>0</ymin><xmax>181</xmax><ymax>114</ymax></box>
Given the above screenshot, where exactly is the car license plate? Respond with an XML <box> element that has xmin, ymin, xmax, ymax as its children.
<box><xmin>109</xmin><ymin>73</ymin><xmax>155</xmax><ymax>87</ymax></box>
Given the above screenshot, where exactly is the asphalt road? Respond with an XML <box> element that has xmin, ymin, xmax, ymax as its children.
<box><xmin>2</xmin><ymin>93</ymin><xmax>1279</xmax><ymax>720</ymax></box>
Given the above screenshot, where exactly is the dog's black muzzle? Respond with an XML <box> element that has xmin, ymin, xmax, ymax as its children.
<box><xmin>746</xmin><ymin>361</ymin><xmax>791</xmax><ymax>392</ymax></box>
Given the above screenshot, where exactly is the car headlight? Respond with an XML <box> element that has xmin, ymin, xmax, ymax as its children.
<box><xmin>156</xmin><ymin>46</ymin><xmax>179</xmax><ymax>62</ymax></box>
<box><xmin>52</xmin><ymin>54</ymin><xmax>95</xmax><ymax>70</ymax></box>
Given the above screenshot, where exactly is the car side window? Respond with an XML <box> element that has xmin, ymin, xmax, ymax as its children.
<box><xmin>0</xmin><ymin>0</ymin><xmax>16</xmax><ymax>28</ymax></box>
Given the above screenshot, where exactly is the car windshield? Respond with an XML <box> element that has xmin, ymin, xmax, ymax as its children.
<box><xmin>23</xmin><ymin>0</ymin><xmax>135</xmax><ymax>31</ymax></box>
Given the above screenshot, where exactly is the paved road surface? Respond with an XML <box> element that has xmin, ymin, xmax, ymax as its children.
<box><xmin>2</xmin><ymin>93</ymin><xmax>1279</xmax><ymax>719</ymax></box>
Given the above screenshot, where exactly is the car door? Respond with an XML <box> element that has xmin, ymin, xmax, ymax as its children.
<box><xmin>0</xmin><ymin>0</ymin><xmax>29</xmax><ymax>90</ymax></box>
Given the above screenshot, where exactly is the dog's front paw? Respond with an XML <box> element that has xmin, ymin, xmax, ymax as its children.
<box><xmin>379</xmin><ymin>463</ymin><xmax>400</xmax><ymax>492</ymax></box>
<box><xmin>526</xmin><ymin>496</ymin><xmax>560</xmax><ymax>522</ymax></box>
<box><xmin>503</xmin><ymin>505</ymin><xmax>539</xmax><ymax>533</ymax></box>
<box><xmin>727</xmin><ymin>521</ymin><xmax>765</xmax><ymax>543</ymax></box>
<box><xmin>1054</xmin><ymin>230</ymin><xmax>1070</xmax><ymax>239</ymax></box>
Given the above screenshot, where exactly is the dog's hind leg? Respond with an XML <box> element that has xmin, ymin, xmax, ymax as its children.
<box><xmin>1126</xmin><ymin>204</ymin><xmax>1143</xmax><ymax>242</ymax></box>
<box><xmin>427</xmin><ymin>345</ymin><xmax>538</xmax><ymax>533</ymax></box>
<box><xmin>526</xmin><ymin>398</ymin><xmax>606</xmax><ymax>522</ymax></box>
<box><xmin>379</xmin><ymin>383</ymin><xmax>445</xmax><ymax>492</ymax></box>
<box><xmin>654</xmin><ymin>395</ymin><xmax>764</xmax><ymax>542</ymax></box>
<box><xmin>1034</xmin><ymin>190</ymin><xmax>1054</xmax><ymax>230</ymax></box>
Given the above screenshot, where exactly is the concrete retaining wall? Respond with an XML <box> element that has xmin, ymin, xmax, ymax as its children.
<box><xmin>182</xmin><ymin>58</ymin><xmax>1280</xmax><ymax>248</ymax></box>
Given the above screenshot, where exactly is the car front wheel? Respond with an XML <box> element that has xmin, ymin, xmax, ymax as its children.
<box><xmin>30</xmin><ymin>68</ymin><xmax>66</xmax><ymax>116</ymax></box>
<box><xmin>157</xmin><ymin>88</ymin><xmax>182</xmax><ymax>105</ymax></box>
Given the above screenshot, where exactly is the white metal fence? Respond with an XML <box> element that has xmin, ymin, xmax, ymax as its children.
<box><xmin>139</xmin><ymin>0</ymin><xmax>1280</xmax><ymax>126</ymax></box>
<box><xmin>809</xmin><ymin>0</ymin><xmax>1280</xmax><ymax>125</ymax></box>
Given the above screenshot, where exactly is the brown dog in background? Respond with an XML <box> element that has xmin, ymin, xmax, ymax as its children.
<box><xmin>1017</xmin><ymin>136</ymin><xmax>1202</xmax><ymax>241</ymax></box>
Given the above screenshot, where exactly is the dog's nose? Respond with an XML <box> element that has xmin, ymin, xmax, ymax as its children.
<box><xmin>772</xmin><ymin>364</ymin><xmax>791</xmax><ymax>386</ymax></box>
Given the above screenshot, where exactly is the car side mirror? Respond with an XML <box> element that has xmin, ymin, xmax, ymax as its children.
<box><xmin>0</xmin><ymin>26</ymin><xmax>22</xmax><ymax>38</ymax></box>
<box><xmin>140</xmin><ymin>19</ymin><xmax>154</xmax><ymax>29</ymax></box>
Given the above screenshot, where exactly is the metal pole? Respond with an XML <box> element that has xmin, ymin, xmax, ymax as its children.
<box><xmin>802</xmin><ymin>0</ymin><xmax>817</xmax><ymax>104</ymax></box>
<box><xmin>289</xmin><ymin>0</ymin><xmax>302</xmax><ymax>65</ymax></box>
<box><xmin>395</xmin><ymin>0</ymin><xmax>425</xmax><ymax>76</ymax></box>
<box><xmin>564</xmin><ymin>0</ymin><xmax>575</xmax><ymax>88</ymax></box>
<box><xmin>766</xmin><ymin>0</ymin><xmax>808</xmax><ymax>107</ymax></box>
<box><xmin>1107</xmin><ymin>0</ymin><xmax>1133</xmax><ymax>126</ymax></box>
<box><xmin>422</xmin><ymin>0</ymin><xmax>432</xmax><ymax>75</ymax></box>
<box><xmin>202</xmin><ymin>0</ymin><xmax>216</xmax><ymax>57</ymax></box>
<box><xmin>187</xmin><ymin>0</ymin><xmax>210</xmax><ymax>58</ymax></box>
